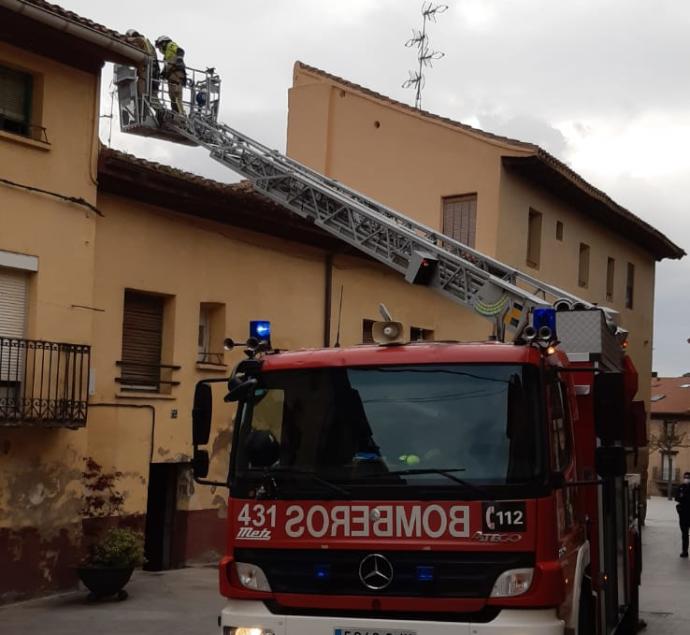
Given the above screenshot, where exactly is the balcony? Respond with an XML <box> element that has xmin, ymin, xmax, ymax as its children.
<box><xmin>0</xmin><ymin>337</ymin><xmax>90</xmax><ymax>428</ymax></box>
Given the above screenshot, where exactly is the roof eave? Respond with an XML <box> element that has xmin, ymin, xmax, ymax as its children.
<box><xmin>503</xmin><ymin>153</ymin><xmax>685</xmax><ymax>261</ymax></box>
<box><xmin>0</xmin><ymin>0</ymin><xmax>145</xmax><ymax>66</ymax></box>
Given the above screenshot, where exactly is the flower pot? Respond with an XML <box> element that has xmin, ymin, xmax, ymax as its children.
<box><xmin>76</xmin><ymin>566</ymin><xmax>133</xmax><ymax>601</ymax></box>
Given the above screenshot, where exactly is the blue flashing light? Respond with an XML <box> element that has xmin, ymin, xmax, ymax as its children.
<box><xmin>250</xmin><ymin>320</ymin><xmax>271</xmax><ymax>341</ymax></box>
<box><xmin>416</xmin><ymin>565</ymin><xmax>434</xmax><ymax>582</ymax></box>
<box><xmin>314</xmin><ymin>564</ymin><xmax>331</xmax><ymax>581</ymax></box>
<box><xmin>532</xmin><ymin>307</ymin><xmax>557</xmax><ymax>338</ymax></box>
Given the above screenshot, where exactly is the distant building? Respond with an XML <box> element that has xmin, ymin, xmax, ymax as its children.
<box><xmin>648</xmin><ymin>376</ymin><xmax>690</xmax><ymax>496</ymax></box>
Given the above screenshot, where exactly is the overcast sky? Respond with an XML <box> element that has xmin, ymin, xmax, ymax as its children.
<box><xmin>61</xmin><ymin>0</ymin><xmax>690</xmax><ymax>376</ymax></box>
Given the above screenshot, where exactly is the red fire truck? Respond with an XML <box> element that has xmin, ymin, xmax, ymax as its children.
<box><xmin>191</xmin><ymin>307</ymin><xmax>646</xmax><ymax>635</ymax></box>
<box><xmin>114</xmin><ymin>58</ymin><xmax>647</xmax><ymax>635</ymax></box>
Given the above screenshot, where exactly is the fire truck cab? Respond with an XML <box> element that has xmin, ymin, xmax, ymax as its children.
<box><xmin>191</xmin><ymin>309</ymin><xmax>645</xmax><ymax>635</ymax></box>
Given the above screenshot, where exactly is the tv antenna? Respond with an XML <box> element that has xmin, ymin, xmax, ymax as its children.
<box><xmin>403</xmin><ymin>2</ymin><xmax>447</xmax><ymax>110</ymax></box>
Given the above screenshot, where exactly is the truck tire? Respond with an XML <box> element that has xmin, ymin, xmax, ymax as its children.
<box><xmin>577</xmin><ymin>575</ymin><xmax>595</xmax><ymax>635</ymax></box>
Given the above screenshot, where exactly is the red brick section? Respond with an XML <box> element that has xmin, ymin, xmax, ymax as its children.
<box><xmin>172</xmin><ymin>509</ymin><xmax>226</xmax><ymax>568</ymax></box>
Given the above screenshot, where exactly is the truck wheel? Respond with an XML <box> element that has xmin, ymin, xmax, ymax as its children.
<box><xmin>577</xmin><ymin>575</ymin><xmax>595</xmax><ymax>635</ymax></box>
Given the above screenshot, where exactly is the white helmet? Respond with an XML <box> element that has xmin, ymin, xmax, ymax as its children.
<box><xmin>155</xmin><ymin>35</ymin><xmax>172</xmax><ymax>47</ymax></box>
<box><xmin>126</xmin><ymin>29</ymin><xmax>141</xmax><ymax>37</ymax></box>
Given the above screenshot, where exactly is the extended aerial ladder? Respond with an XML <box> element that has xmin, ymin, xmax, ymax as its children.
<box><xmin>114</xmin><ymin>62</ymin><xmax>624</xmax><ymax>362</ymax></box>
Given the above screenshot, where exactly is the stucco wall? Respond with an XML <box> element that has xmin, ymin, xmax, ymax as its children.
<box><xmin>288</xmin><ymin>68</ymin><xmax>526</xmax><ymax>257</ymax></box>
<box><xmin>498</xmin><ymin>169</ymin><xmax>655</xmax><ymax>405</ymax></box>
<box><xmin>0</xmin><ymin>41</ymin><xmax>100</xmax><ymax>205</ymax></box>
<box><xmin>0</xmin><ymin>40</ymin><xmax>100</xmax><ymax>602</ymax></box>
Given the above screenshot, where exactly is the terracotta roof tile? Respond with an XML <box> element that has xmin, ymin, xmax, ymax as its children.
<box><xmin>22</xmin><ymin>0</ymin><xmax>129</xmax><ymax>42</ymax></box>
<box><xmin>99</xmin><ymin>146</ymin><xmax>252</xmax><ymax>195</ymax></box>
<box><xmin>650</xmin><ymin>377</ymin><xmax>690</xmax><ymax>417</ymax></box>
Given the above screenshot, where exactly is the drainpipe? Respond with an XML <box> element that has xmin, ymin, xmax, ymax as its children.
<box><xmin>323</xmin><ymin>253</ymin><xmax>333</xmax><ymax>347</ymax></box>
<box><xmin>0</xmin><ymin>0</ymin><xmax>146</xmax><ymax>64</ymax></box>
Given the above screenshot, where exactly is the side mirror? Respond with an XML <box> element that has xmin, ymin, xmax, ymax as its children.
<box><xmin>192</xmin><ymin>448</ymin><xmax>210</xmax><ymax>479</ymax></box>
<box><xmin>224</xmin><ymin>377</ymin><xmax>258</xmax><ymax>403</ymax></box>
<box><xmin>192</xmin><ymin>382</ymin><xmax>213</xmax><ymax>446</ymax></box>
<box><xmin>595</xmin><ymin>446</ymin><xmax>627</xmax><ymax>478</ymax></box>
<box><xmin>594</xmin><ymin>373</ymin><xmax>626</xmax><ymax>443</ymax></box>
<box><xmin>245</xmin><ymin>429</ymin><xmax>280</xmax><ymax>468</ymax></box>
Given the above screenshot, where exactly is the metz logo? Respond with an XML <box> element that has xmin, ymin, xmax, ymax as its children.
<box><xmin>236</xmin><ymin>527</ymin><xmax>272</xmax><ymax>541</ymax></box>
<box><xmin>471</xmin><ymin>531</ymin><xmax>522</xmax><ymax>544</ymax></box>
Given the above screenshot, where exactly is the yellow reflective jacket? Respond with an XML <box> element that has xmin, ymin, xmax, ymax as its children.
<box><xmin>162</xmin><ymin>41</ymin><xmax>185</xmax><ymax>75</ymax></box>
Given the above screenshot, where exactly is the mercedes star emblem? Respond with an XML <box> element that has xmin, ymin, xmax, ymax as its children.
<box><xmin>358</xmin><ymin>553</ymin><xmax>394</xmax><ymax>590</ymax></box>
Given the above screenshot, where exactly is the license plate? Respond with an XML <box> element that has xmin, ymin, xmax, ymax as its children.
<box><xmin>334</xmin><ymin>630</ymin><xmax>417</xmax><ymax>635</ymax></box>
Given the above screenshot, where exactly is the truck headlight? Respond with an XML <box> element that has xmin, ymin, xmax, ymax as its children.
<box><xmin>235</xmin><ymin>562</ymin><xmax>272</xmax><ymax>592</ymax></box>
<box><xmin>223</xmin><ymin>629</ymin><xmax>274</xmax><ymax>635</ymax></box>
<box><xmin>490</xmin><ymin>568</ymin><xmax>534</xmax><ymax>597</ymax></box>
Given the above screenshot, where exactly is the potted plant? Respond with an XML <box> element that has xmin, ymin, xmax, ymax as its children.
<box><xmin>77</xmin><ymin>527</ymin><xmax>145</xmax><ymax>601</ymax></box>
<box><xmin>77</xmin><ymin>458</ymin><xmax>145</xmax><ymax>601</ymax></box>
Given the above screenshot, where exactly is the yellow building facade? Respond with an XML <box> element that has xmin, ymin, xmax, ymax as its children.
<box><xmin>0</xmin><ymin>2</ymin><xmax>683</xmax><ymax>602</ymax></box>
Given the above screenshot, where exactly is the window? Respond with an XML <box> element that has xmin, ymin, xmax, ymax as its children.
<box><xmin>410</xmin><ymin>326</ymin><xmax>434</xmax><ymax>342</ymax></box>
<box><xmin>362</xmin><ymin>319</ymin><xmax>375</xmax><ymax>344</ymax></box>
<box><xmin>556</xmin><ymin>221</ymin><xmax>564</xmax><ymax>241</ymax></box>
<box><xmin>606</xmin><ymin>257</ymin><xmax>615</xmax><ymax>301</ymax></box>
<box><xmin>661</xmin><ymin>453</ymin><xmax>674</xmax><ymax>481</ymax></box>
<box><xmin>578</xmin><ymin>243</ymin><xmax>590</xmax><ymax>288</ymax></box>
<box><xmin>197</xmin><ymin>303</ymin><xmax>226</xmax><ymax>364</ymax></box>
<box><xmin>526</xmin><ymin>209</ymin><xmax>542</xmax><ymax>268</ymax></box>
<box><xmin>626</xmin><ymin>262</ymin><xmax>635</xmax><ymax>309</ymax></box>
<box><xmin>120</xmin><ymin>290</ymin><xmax>165</xmax><ymax>391</ymax></box>
<box><xmin>442</xmin><ymin>194</ymin><xmax>477</xmax><ymax>247</ymax></box>
<box><xmin>0</xmin><ymin>65</ymin><xmax>32</xmax><ymax>137</ymax></box>
<box><xmin>232</xmin><ymin>364</ymin><xmax>545</xmax><ymax>491</ymax></box>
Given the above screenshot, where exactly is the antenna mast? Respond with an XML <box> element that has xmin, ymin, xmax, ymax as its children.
<box><xmin>403</xmin><ymin>2</ymin><xmax>447</xmax><ymax>110</ymax></box>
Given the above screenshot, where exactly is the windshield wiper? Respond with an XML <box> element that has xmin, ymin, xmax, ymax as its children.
<box><xmin>240</xmin><ymin>467</ymin><xmax>351</xmax><ymax>498</ymax></box>
<box><xmin>360</xmin><ymin>468</ymin><xmax>490</xmax><ymax>498</ymax></box>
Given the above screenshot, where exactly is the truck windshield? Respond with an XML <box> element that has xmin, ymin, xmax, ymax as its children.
<box><xmin>231</xmin><ymin>364</ymin><xmax>544</xmax><ymax>498</ymax></box>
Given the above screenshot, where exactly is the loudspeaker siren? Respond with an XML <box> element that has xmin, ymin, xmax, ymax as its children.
<box><xmin>372</xmin><ymin>320</ymin><xmax>406</xmax><ymax>345</ymax></box>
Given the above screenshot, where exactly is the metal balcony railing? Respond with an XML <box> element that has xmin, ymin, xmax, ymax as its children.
<box><xmin>0</xmin><ymin>115</ymin><xmax>50</xmax><ymax>143</ymax></box>
<box><xmin>115</xmin><ymin>360</ymin><xmax>181</xmax><ymax>393</ymax></box>
<box><xmin>0</xmin><ymin>337</ymin><xmax>90</xmax><ymax>427</ymax></box>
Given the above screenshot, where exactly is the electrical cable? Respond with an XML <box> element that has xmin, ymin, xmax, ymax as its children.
<box><xmin>0</xmin><ymin>176</ymin><xmax>104</xmax><ymax>216</ymax></box>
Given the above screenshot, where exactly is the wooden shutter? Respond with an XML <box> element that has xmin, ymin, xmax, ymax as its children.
<box><xmin>0</xmin><ymin>66</ymin><xmax>31</xmax><ymax>123</ymax></box>
<box><xmin>442</xmin><ymin>195</ymin><xmax>477</xmax><ymax>247</ymax></box>
<box><xmin>121</xmin><ymin>291</ymin><xmax>164</xmax><ymax>390</ymax></box>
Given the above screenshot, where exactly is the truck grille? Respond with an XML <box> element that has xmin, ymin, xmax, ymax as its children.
<box><xmin>234</xmin><ymin>548</ymin><xmax>534</xmax><ymax>597</ymax></box>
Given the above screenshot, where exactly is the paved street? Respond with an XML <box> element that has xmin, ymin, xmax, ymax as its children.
<box><xmin>0</xmin><ymin>565</ymin><xmax>225</xmax><ymax>635</ymax></box>
<box><xmin>640</xmin><ymin>496</ymin><xmax>690</xmax><ymax>634</ymax></box>
<box><xmin>0</xmin><ymin>497</ymin><xmax>688</xmax><ymax>634</ymax></box>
